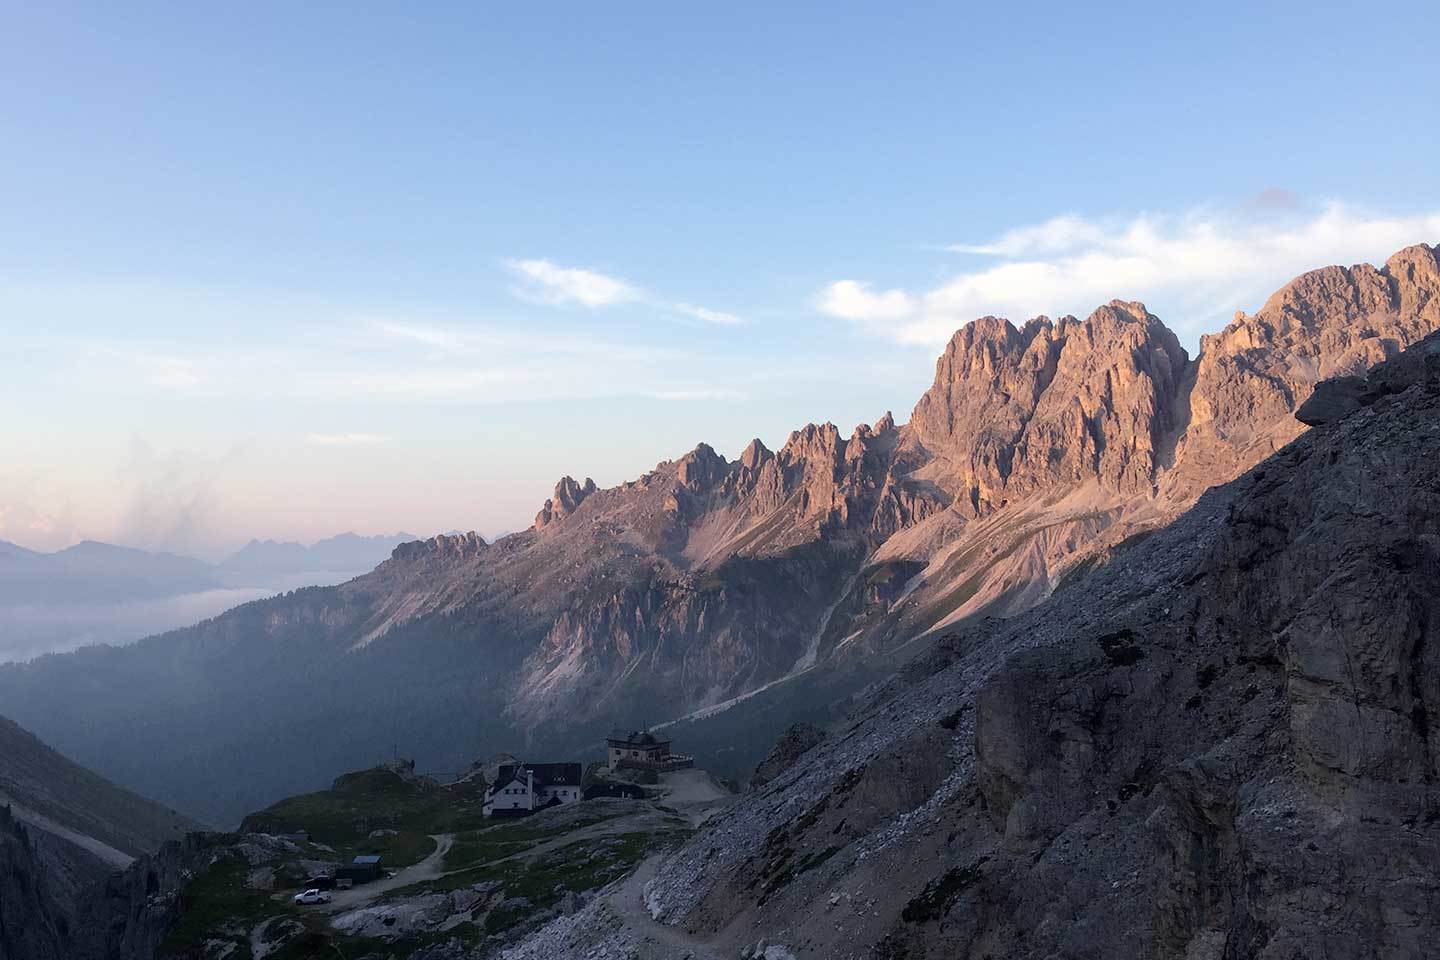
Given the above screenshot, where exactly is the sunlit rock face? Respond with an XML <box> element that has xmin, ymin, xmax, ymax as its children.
<box><xmin>3</xmin><ymin>245</ymin><xmax>1440</xmax><ymax>832</ymax></box>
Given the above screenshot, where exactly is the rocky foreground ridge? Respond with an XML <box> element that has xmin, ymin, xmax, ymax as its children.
<box><xmin>512</xmin><ymin>324</ymin><xmax>1440</xmax><ymax>957</ymax></box>
<box><xmin>0</xmin><ymin>245</ymin><xmax>1437</xmax><ymax>828</ymax></box>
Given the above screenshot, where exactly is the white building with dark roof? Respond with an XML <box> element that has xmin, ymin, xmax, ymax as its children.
<box><xmin>605</xmin><ymin>729</ymin><xmax>693</xmax><ymax>772</ymax></box>
<box><xmin>482</xmin><ymin>762</ymin><xmax>583</xmax><ymax>818</ymax></box>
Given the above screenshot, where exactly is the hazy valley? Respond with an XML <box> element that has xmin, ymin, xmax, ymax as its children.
<box><xmin>2</xmin><ymin>245</ymin><xmax>1437</xmax><ymax>829</ymax></box>
<box><xmin>3</xmin><ymin>244</ymin><xmax>1440</xmax><ymax>957</ymax></box>
<box><xmin>0</xmin><ymin>533</ymin><xmax>418</xmax><ymax>662</ymax></box>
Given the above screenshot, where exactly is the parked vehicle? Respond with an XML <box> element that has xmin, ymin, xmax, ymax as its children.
<box><xmin>302</xmin><ymin>875</ymin><xmax>335</xmax><ymax>891</ymax></box>
<box><xmin>292</xmin><ymin>888</ymin><xmax>331</xmax><ymax>905</ymax></box>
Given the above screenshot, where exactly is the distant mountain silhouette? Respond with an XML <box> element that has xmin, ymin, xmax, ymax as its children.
<box><xmin>220</xmin><ymin>531</ymin><xmax>418</xmax><ymax>577</ymax></box>
<box><xmin>0</xmin><ymin>540</ymin><xmax>218</xmax><ymax>605</ymax></box>
<box><xmin>0</xmin><ymin>532</ymin><xmax>425</xmax><ymax>663</ymax></box>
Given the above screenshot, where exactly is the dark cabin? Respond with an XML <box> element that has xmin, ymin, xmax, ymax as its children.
<box><xmin>335</xmin><ymin>854</ymin><xmax>383</xmax><ymax>884</ymax></box>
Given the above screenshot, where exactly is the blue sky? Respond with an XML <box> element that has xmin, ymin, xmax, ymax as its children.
<box><xmin>2</xmin><ymin>1</ymin><xmax>1438</xmax><ymax>557</ymax></box>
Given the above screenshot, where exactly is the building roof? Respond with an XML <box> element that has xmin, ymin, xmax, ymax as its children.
<box><xmin>352</xmin><ymin>855</ymin><xmax>382</xmax><ymax>866</ymax></box>
<box><xmin>606</xmin><ymin>728</ymin><xmax>671</xmax><ymax>748</ymax></box>
<box><xmin>489</xmin><ymin>773</ymin><xmax>524</xmax><ymax>794</ymax></box>
<box><xmin>490</xmin><ymin>762</ymin><xmax>583</xmax><ymax>792</ymax></box>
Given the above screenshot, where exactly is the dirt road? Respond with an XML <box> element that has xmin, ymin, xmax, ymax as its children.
<box><xmin>320</xmin><ymin>833</ymin><xmax>454</xmax><ymax>911</ymax></box>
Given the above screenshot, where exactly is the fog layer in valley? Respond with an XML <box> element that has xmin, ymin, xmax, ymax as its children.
<box><xmin>0</xmin><ymin>571</ymin><xmax>365</xmax><ymax>663</ymax></box>
<box><xmin>0</xmin><ymin>533</ymin><xmax>416</xmax><ymax>663</ymax></box>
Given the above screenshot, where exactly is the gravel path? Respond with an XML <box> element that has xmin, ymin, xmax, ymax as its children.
<box><xmin>320</xmin><ymin>833</ymin><xmax>454</xmax><ymax>911</ymax></box>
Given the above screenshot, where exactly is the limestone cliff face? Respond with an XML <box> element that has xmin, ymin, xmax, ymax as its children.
<box><xmin>1166</xmin><ymin>243</ymin><xmax>1440</xmax><ymax>500</ymax></box>
<box><xmin>633</xmin><ymin>329</ymin><xmax>1440</xmax><ymax>960</ymax></box>
<box><xmin>504</xmin><ymin>248</ymin><xmax>1440</xmax><ymax>736</ymax></box>
<box><xmin>909</xmin><ymin>302</ymin><xmax>1188</xmax><ymax>510</ymax></box>
<box><xmin>508</xmin><ymin>246</ymin><xmax>1440</xmax><ymax>739</ymax></box>
<box><xmin>68</xmin><ymin>832</ymin><xmax>235</xmax><ymax>960</ymax></box>
<box><xmin>0</xmin><ymin>806</ymin><xmax>68</xmax><ymax>960</ymax></box>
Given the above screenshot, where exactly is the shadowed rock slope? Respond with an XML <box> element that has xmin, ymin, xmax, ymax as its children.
<box><xmin>1</xmin><ymin>245</ymin><xmax>1437</xmax><ymax>827</ymax></box>
<box><xmin>629</xmin><ymin>330</ymin><xmax>1440</xmax><ymax>958</ymax></box>
<box><xmin>0</xmin><ymin>713</ymin><xmax>197</xmax><ymax>911</ymax></box>
<box><xmin>0</xmin><ymin>714</ymin><xmax>197</xmax><ymax>860</ymax></box>
<box><xmin>0</xmin><ymin>806</ymin><xmax>69</xmax><ymax>960</ymax></box>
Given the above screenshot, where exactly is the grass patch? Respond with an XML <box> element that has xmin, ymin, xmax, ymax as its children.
<box><xmin>161</xmin><ymin>854</ymin><xmax>296</xmax><ymax>956</ymax></box>
<box><xmin>485</xmin><ymin>899</ymin><xmax>536</xmax><ymax>934</ymax></box>
<box><xmin>239</xmin><ymin>766</ymin><xmax>490</xmax><ymax>867</ymax></box>
<box><xmin>262</xmin><ymin>919</ymin><xmax>484</xmax><ymax>960</ymax></box>
<box><xmin>357</xmin><ymin>830</ymin><xmax>437</xmax><ymax>868</ymax></box>
<box><xmin>443</xmin><ymin>837</ymin><xmax>531</xmax><ymax>871</ymax></box>
<box><xmin>387</xmin><ymin>830</ymin><xmax>687</xmax><ymax>921</ymax></box>
<box><xmin>461</xmin><ymin>808</ymin><xmax>628</xmax><ymax>846</ymax></box>
<box><xmin>242</xmin><ymin>768</ymin><xmax>449</xmax><ymax>842</ymax></box>
<box><xmin>482</xmin><ymin>831</ymin><xmax>681</xmax><ymax>933</ymax></box>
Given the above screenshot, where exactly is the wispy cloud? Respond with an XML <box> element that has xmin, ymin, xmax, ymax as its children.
<box><xmin>504</xmin><ymin>257</ymin><xmax>746</xmax><ymax>326</ymax></box>
<box><xmin>503</xmin><ymin>258</ymin><xmax>642</xmax><ymax>307</ymax></box>
<box><xmin>306</xmin><ymin>433</ymin><xmax>390</xmax><ymax>447</ymax></box>
<box><xmin>672</xmin><ymin>302</ymin><xmax>745</xmax><ymax>327</ymax></box>
<box><xmin>648</xmin><ymin>387</ymin><xmax>746</xmax><ymax>401</ymax></box>
<box><xmin>52</xmin><ymin>314</ymin><xmax>737</xmax><ymax>408</ymax></box>
<box><xmin>818</xmin><ymin>202</ymin><xmax>1440</xmax><ymax>346</ymax></box>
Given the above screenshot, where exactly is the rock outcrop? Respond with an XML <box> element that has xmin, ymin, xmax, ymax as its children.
<box><xmin>750</xmin><ymin>723</ymin><xmax>827</xmax><ymax>789</ymax></box>
<box><xmin>1164</xmin><ymin>243</ymin><xmax>1440</xmax><ymax>500</ymax></box>
<box><xmin>69</xmin><ymin>833</ymin><xmax>233</xmax><ymax>960</ymax></box>
<box><xmin>0</xmin><ymin>806</ymin><xmax>68</xmax><ymax>960</ymax></box>
<box><xmin>909</xmin><ymin>303</ymin><xmax>1188</xmax><ymax>510</ymax></box>
<box><xmin>534</xmin><ymin>476</ymin><xmax>598</xmax><ymax>529</ymax></box>
<box><xmin>625</xmin><ymin>325</ymin><xmax>1440</xmax><ymax>959</ymax></box>
<box><xmin>1297</xmin><ymin>326</ymin><xmax>1440</xmax><ymax>425</ymax></box>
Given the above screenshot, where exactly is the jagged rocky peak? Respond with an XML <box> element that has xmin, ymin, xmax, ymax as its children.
<box><xmin>780</xmin><ymin>421</ymin><xmax>843</xmax><ymax>465</ymax></box>
<box><xmin>627</xmin><ymin>327</ymin><xmax>1440</xmax><ymax>960</ymax></box>
<box><xmin>1165</xmin><ymin>242</ymin><xmax>1440</xmax><ymax>500</ymax></box>
<box><xmin>389</xmin><ymin>530</ymin><xmax>488</xmax><ymax>562</ymax></box>
<box><xmin>533</xmin><ymin>475</ymin><xmax>598</xmax><ymax>528</ymax></box>
<box><xmin>675</xmin><ymin>442</ymin><xmax>727</xmax><ymax>491</ymax></box>
<box><xmin>727</xmin><ymin>437</ymin><xmax>786</xmax><ymax>510</ymax></box>
<box><xmin>738</xmin><ymin>437</ymin><xmax>772</xmax><ymax>471</ymax></box>
<box><xmin>777</xmin><ymin>422</ymin><xmax>847</xmax><ymax>513</ymax></box>
<box><xmin>909</xmin><ymin>301</ymin><xmax>1188</xmax><ymax>511</ymax></box>
<box><xmin>849</xmin><ymin>410</ymin><xmax>897</xmax><ymax>446</ymax></box>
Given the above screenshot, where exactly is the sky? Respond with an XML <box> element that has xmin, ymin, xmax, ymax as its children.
<box><xmin>2</xmin><ymin>1</ymin><xmax>1438</xmax><ymax>559</ymax></box>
